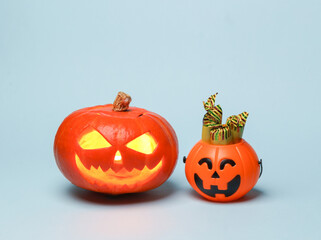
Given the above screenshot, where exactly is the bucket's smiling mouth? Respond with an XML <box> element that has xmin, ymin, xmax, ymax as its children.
<box><xmin>194</xmin><ymin>173</ymin><xmax>240</xmax><ymax>198</ymax></box>
<box><xmin>75</xmin><ymin>154</ymin><xmax>163</xmax><ymax>187</ymax></box>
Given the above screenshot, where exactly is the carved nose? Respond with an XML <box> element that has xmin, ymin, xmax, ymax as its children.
<box><xmin>114</xmin><ymin>150</ymin><xmax>123</xmax><ymax>164</ymax></box>
<box><xmin>212</xmin><ymin>171</ymin><xmax>220</xmax><ymax>178</ymax></box>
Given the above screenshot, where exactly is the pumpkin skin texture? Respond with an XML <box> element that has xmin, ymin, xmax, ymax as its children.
<box><xmin>185</xmin><ymin>139</ymin><xmax>260</xmax><ymax>202</ymax></box>
<box><xmin>54</xmin><ymin>104</ymin><xmax>178</xmax><ymax>195</ymax></box>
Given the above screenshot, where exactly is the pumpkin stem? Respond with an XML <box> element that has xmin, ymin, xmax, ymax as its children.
<box><xmin>113</xmin><ymin>92</ymin><xmax>132</xmax><ymax>112</ymax></box>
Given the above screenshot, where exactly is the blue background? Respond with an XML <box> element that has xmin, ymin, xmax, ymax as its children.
<box><xmin>1</xmin><ymin>1</ymin><xmax>320</xmax><ymax>239</ymax></box>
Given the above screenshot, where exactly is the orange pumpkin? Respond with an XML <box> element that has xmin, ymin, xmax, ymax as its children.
<box><xmin>54</xmin><ymin>92</ymin><xmax>178</xmax><ymax>194</ymax></box>
<box><xmin>185</xmin><ymin>139</ymin><xmax>260</xmax><ymax>202</ymax></box>
<box><xmin>184</xmin><ymin>93</ymin><xmax>262</xmax><ymax>202</ymax></box>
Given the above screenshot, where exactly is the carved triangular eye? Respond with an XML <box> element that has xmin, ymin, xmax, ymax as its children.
<box><xmin>78</xmin><ymin>129</ymin><xmax>111</xmax><ymax>149</ymax></box>
<box><xmin>126</xmin><ymin>133</ymin><xmax>157</xmax><ymax>154</ymax></box>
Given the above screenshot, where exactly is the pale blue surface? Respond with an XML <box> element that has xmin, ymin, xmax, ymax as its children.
<box><xmin>1</xmin><ymin>1</ymin><xmax>321</xmax><ymax>239</ymax></box>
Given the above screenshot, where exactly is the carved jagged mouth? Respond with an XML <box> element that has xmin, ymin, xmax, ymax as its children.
<box><xmin>75</xmin><ymin>154</ymin><xmax>163</xmax><ymax>187</ymax></box>
<box><xmin>194</xmin><ymin>174</ymin><xmax>241</xmax><ymax>198</ymax></box>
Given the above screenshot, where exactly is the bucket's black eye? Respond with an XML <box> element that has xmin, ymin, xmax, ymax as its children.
<box><xmin>220</xmin><ymin>159</ymin><xmax>236</xmax><ymax>170</ymax></box>
<box><xmin>198</xmin><ymin>158</ymin><xmax>212</xmax><ymax>170</ymax></box>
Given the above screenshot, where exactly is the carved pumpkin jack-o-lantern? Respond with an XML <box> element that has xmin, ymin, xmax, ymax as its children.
<box><xmin>184</xmin><ymin>93</ymin><xmax>262</xmax><ymax>202</ymax></box>
<box><xmin>54</xmin><ymin>92</ymin><xmax>178</xmax><ymax>195</ymax></box>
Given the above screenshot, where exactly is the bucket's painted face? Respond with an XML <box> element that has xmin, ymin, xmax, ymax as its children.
<box><xmin>185</xmin><ymin>140</ymin><xmax>260</xmax><ymax>202</ymax></box>
<box><xmin>193</xmin><ymin>158</ymin><xmax>241</xmax><ymax>198</ymax></box>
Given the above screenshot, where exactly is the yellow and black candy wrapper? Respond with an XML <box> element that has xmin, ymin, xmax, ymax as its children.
<box><xmin>202</xmin><ymin>93</ymin><xmax>223</xmax><ymax>143</ymax></box>
<box><xmin>201</xmin><ymin>93</ymin><xmax>249</xmax><ymax>145</ymax></box>
<box><xmin>203</xmin><ymin>93</ymin><xmax>222</xmax><ymax>125</ymax></box>
<box><xmin>210</xmin><ymin>124</ymin><xmax>232</xmax><ymax>145</ymax></box>
<box><xmin>226</xmin><ymin>112</ymin><xmax>249</xmax><ymax>143</ymax></box>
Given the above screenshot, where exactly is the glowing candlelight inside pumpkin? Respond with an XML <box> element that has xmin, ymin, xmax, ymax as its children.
<box><xmin>114</xmin><ymin>150</ymin><xmax>122</xmax><ymax>163</ymax></box>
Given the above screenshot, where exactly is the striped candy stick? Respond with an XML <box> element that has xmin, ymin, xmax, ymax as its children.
<box><xmin>202</xmin><ymin>93</ymin><xmax>223</xmax><ymax>143</ymax></box>
<box><xmin>203</xmin><ymin>92</ymin><xmax>218</xmax><ymax>111</ymax></box>
<box><xmin>203</xmin><ymin>104</ymin><xmax>222</xmax><ymax>127</ymax></box>
<box><xmin>226</xmin><ymin>112</ymin><xmax>249</xmax><ymax>143</ymax></box>
<box><xmin>209</xmin><ymin>124</ymin><xmax>232</xmax><ymax>145</ymax></box>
